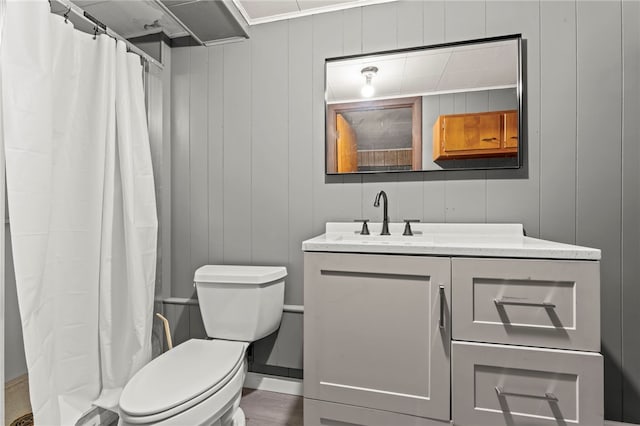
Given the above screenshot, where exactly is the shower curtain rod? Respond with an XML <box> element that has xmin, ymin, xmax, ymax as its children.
<box><xmin>49</xmin><ymin>0</ymin><xmax>164</xmax><ymax>70</ymax></box>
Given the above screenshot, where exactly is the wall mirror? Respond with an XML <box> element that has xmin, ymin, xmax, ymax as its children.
<box><xmin>325</xmin><ymin>34</ymin><xmax>523</xmax><ymax>175</ymax></box>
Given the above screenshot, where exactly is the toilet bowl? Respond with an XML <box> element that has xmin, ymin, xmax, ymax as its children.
<box><xmin>118</xmin><ymin>265</ymin><xmax>286</xmax><ymax>426</ymax></box>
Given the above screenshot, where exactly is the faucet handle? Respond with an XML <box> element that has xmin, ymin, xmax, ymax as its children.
<box><xmin>402</xmin><ymin>219</ymin><xmax>420</xmax><ymax>236</ymax></box>
<box><xmin>354</xmin><ymin>219</ymin><xmax>370</xmax><ymax>235</ymax></box>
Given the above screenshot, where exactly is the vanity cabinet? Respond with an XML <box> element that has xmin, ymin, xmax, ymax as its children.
<box><xmin>432</xmin><ymin>110</ymin><xmax>518</xmax><ymax>161</ymax></box>
<box><xmin>303</xmin><ymin>253</ymin><xmax>451</xmax><ymax>424</ymax></box>
<box><xmin>303</xmin><ymin>224</ymin><xmax>603</xmax><ymax>426</ymax></box>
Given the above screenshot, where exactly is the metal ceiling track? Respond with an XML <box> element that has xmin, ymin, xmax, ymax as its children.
<box><xmin>153</xmin><ymin>0</ymin><xmax>249</xmax><ymax>46</ymax></box>
<box><xmin>49</xmin><ymin>0</ymin><xmax>164</xmax><ymax>69</ymax></box>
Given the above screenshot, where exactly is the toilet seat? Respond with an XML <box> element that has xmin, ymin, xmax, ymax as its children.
<box><xmin>119</xmin><ymin>339</ymin><xmax>248</xmax><ymax>424</ymax></box>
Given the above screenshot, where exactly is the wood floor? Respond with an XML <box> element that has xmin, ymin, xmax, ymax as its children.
<box><xmin>4</xmin><ymin>382</ymin><xmax>638</xmax><ymax>426</ymax></box>
<box><xmin>5</xmin><ymin>374</ymin><xmax>31</xmax><ymax>426</ymax></box>
<box><xmin>241</xmin><ymin>388</ymin><xmax>303</xmax><ymax>426</ymax></box>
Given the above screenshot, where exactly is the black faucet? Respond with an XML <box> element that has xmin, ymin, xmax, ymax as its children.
<box><xmin>373</xmin><ymin>190</ymin><xmax>390</xmax><ymax>235</ymax></box>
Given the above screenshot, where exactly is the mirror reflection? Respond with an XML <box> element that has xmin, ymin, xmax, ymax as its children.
<box><xmin>325</xmin><ymin>35</ymin><xmax>522</xmax><ymax>175</ymax></box>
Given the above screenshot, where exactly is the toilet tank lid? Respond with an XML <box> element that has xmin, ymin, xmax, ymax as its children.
<box><xmin>194</xmin><ymin>265</ymin><xmax>287</xmax><ymax>284</ymax></box>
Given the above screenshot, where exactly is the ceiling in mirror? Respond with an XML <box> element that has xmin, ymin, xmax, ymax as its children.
<box><xmin>325</xmin><ymin>35</ymin><xmax>523</xmax><ymax>175</ymax></box>
<box><xmin>326</xmin><ymin>40</ymin><xmax>518</xmax><ymax>104</ymax></box>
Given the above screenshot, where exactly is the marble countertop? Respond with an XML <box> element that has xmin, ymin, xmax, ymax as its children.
<box><xmin>301</xmin><ymin>223</ymin><xmax>601</xmax><ymax>260</ymax></box>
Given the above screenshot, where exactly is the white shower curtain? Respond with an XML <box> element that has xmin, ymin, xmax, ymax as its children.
<box><xmin>0</xmin><ymin>1</ymin><xmax>158</xmax><ymax>424</ymax></box>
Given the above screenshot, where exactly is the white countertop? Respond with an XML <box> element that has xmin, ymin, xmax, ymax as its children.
<box><xmin>301</xmin><ymin>223</ymin><xmax>601</xmax><ymax>260</ymax></box>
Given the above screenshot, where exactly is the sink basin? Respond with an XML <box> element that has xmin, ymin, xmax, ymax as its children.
<box><xmin>330</xmin><ymin>233</ymin><xmax>434</xmax><ymax>245</ymax></box>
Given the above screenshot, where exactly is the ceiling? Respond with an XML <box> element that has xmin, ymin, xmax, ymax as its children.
<box><xmin>232</xmin><ymin>0</ymin><xmax>396</xmax><ymax>25</ymax></box>
<box><xmin>326</xmin><ymin>39</ymin><xmax>519</xmax><ymax>104</ymax></box>
<box><xmin>65</xmin><ymin>0</ymin><xmax>397</xmax><ymax>42</ymax></box>
<box><xmin>70</xmin><ymin>0</ymin><xmax>188</xmax><ymax>39</ymax></box>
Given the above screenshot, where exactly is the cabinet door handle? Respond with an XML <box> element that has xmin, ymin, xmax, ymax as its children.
<box><xmin>494</xmin><ymin>298</ymin><xmax>556</xmax><ymax>309</ymax></box>
<box><xmin>481</xmin><ymin>137</ymin><xmax>498</xmax><ymax>141</ymax></box>
<box><xmin>495</xmin><ymin>386</ymin><xmax>559</xmax><ymax>402</ymax></box>
<box><xmin>439</xmin><ymin>285</ymin><xmax>445</xmax><ymax>329</ymax></box>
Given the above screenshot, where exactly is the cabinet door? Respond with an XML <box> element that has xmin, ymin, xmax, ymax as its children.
<box><xmin>442</xmin><ymin>114</ymin><xmax>501</xmax><ymax>153</ymax></box>
<box><xmin>503</xmin><ymin>111</ymin><xmax>518</xmax><ymax>148</ymax></box>
<box><xmin>304</xmin><ymin>253</ymin><xmax>451</xmax><ymax>421</ymax></box>
<box><xmin>336</xmin><ymin>113</ymin><xmax>358</xmax><ymax>173</ymax></box>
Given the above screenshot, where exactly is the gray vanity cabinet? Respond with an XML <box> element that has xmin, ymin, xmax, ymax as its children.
<box><xmin>303</xmin><ymin>252</ymin><xmax>451</xmax><ymax>425</ymax></box>
<box><xmin>303</xmin><ymin>250</ymin><xmax>603</xmax><ymax>425</ymax></box>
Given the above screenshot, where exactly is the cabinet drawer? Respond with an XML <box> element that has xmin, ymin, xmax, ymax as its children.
<box><xmin>452</xmin><ymin>258</ymin><xmax>600</xmax><ymax>351</ymax></box>
<box><xmin>304</xmin><ymin>398</ymin><xmax>451</xmax><ymax>426</ymax></box>
<box><xmin>452</xmin><ymin>341</ymin><xmax>603</xmax><ymax>426</ymax></box>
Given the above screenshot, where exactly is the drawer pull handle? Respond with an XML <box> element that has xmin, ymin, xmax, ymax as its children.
<box><xmin>439</xmin><ymin>285</ymin><xmax>445</xmax><ymax>329</ymax></box>
<box><xmin>494</xmin><ymin>298</ymin><xmax>556</xmax><ymax>309</ymax></box>
<box><xmin>495</xmin><ymin>386</ymin><xmax>559</xmax><ymax>402</ymax></box>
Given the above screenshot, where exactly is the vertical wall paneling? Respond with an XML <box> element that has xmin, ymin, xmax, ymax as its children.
<box><xmin>164</xmin><ymin>302</ymin><xmax>190</xmax><ymax>347</ymax></box>
<box><xmin>360</xmin><ymin>2</ymin><xmax>400</xmax><ymax>223</ymax></box>
<box><xmin>208</xmin><ymin>46</ymin><xmax>225</xmax><ymax>264</ymax></box>
<box><xmin>168</xmin><ymin>0</ymin><xmax>640</xmax><ymax>411</ymax></box>
<box><xmin>249</xmin><ymin>22</ymin><xmax>291</xmax><ymax>367</ymax></box>
<box><xmin>288</xmin><ymin>16</ymin><xmax>314</xmax><ymax>306</ymax></box>
<box><xmin>223</xmin><ymin>41</ymin><xmax>253</xmax><ymax>263</ymax></box>
<box><xmin>395</xmin><ymin>1</ymin><xmax>425</xmax><ymax>221</ymax></box>
<box><xmin>251</xmin><ymin>23</ymin><xmax>290</xmax><ymax>267</ymax></box>
<box><xmin>621</xmin><ymin>0</ymin><xmax>640</xmax><ymax>422</ymax></box>
<box><xmin>576</xmin><ymin>0</ymin><xmax>623</xmax><ymax>420</ymax></box>
<box><xmin>539</xmin><ymin>1</ymin><xmax>576</xmax><ymax>244</ymax></box>
<box><xmin>342</xmin><ymin>7</ymin><xmax>362</xmax><ymax>56</ymax></box>
<box><xmin>161</xmin><ymin>44</ymin><xmax>172</xmax><ymax>300</ymax></box>
<box><xmin>442</xmin><ymin>0</ymin><xmax>487</xmax><ymax>223</ymax></box>
<box><xmin>485</xmin><ymin>1</ymin><xmax>540</xmax><ymax>237</ymax></box>
<box><xmin>189</xmin><ymin>48</ymin><xmax>210</xmax><ymax>278</ymax></box>
<box><xmin>188</xmin><ymin>305</ymin><xmax>207</xmax><ymax>340</ymax></box>
<box><xmin>397</xmin><ymin>1</ymin><xmax>423</xmax><ymax>48</ymax></box>
<box><xmin>146</xmin><ymin>61</ymin><xmax>167</xmax><ymax>358</ymax></box>
<box><xmin>147</xmin><ymin>63</ymin><xmax>163</xmax><ymax>299</ymax></box>
<box><xmin>422</xmin><ymin>0</ymin><xmax>446</xmax><ymax>222</ymax></box>
<box><xmin>312</xmin><ymin>12</ymin><xmax>351</xmax><ymax>232</ymax></box>
<box><xmin>170</xmin><ymin>47</ymin><xmax>192</xmax><ymax>297</ymax></box>
<box><xmin>339</xmin><ymin>8</ymin><xmax>365</xmax><ymax>222</ymax></box>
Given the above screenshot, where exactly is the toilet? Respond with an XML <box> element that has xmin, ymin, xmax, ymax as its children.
<box><xmin>118</xmin><ymin>265</ymin><xmax>287</xmax><ymax>426</ymax></box>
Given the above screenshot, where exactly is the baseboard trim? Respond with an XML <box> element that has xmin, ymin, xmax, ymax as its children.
<box><xmin>5</xmin><ymin>374</ymin><xmax>28</xmax><ymax>390</ymax></box>
<box><xmin>244</xmin><ymin>372</ymin><xmax>303</xmax><ymax>396</ymax></box>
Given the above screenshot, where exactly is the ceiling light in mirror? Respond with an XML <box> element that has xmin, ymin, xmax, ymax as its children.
<box><xmin>360</xmin><ymin>66</ymin><xmax>378</xmax><ymax>98</ymax></box>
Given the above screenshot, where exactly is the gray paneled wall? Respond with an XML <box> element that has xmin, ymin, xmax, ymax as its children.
<box><xmin>169</xmin><ymin>1</ymin><xmax>640</xmax><ymax>421</ymax></box>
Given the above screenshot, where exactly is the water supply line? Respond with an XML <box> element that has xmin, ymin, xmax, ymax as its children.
<box><xmin>155</xmin><ymin>313</ymin><xmax>173</xmax><ymax>350</ymax></box>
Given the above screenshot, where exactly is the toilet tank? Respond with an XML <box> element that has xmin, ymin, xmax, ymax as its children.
<box><xmin>193</xmin><ymin>265</ymin><xmax>286</xmax><ymax>342</ymax></box>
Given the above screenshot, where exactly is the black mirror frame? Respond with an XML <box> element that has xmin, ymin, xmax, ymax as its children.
<box><xmin>324</xmin><ymin>33</ymin><xmax>524</xmax><ymax>176</ymax></box>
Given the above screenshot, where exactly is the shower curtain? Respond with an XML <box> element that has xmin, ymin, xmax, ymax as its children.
<box><xmin>0</xmin><ymin>0</ymin><xmax>158</xmax><ymax>424</ymax></box>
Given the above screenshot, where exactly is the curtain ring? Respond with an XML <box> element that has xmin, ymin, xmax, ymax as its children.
<box><xmin>63</xmin><ymin>6</ymin><xmax>70</xmax><ymax>23</ymax></box>
<box><xmin>93</xmin><ymin>26</ymin><xmax>99</xmax><ymax>40</ymax></box>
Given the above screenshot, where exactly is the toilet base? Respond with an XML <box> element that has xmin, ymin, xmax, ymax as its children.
<box><xmin>213</xmin><ymin>394</ymin><xmax>245</xmax><ymax>426</ymax></box>
<box><xmin>230</xmin><ymin>407</ymin><xmax>245</xmax><ymax>426</ymax></box>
